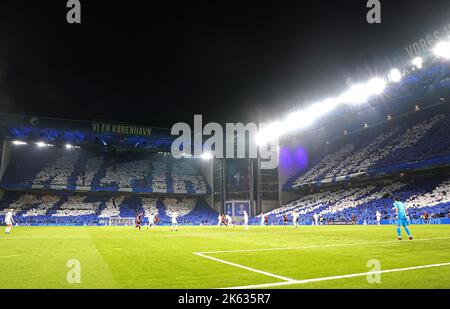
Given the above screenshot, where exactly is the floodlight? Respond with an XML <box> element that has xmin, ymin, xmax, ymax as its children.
<box><xmin>339</xmin><ymin>83</ymin><xmax>370</xmax><ymax>104</ymax></box>
<box><xmin>412</xmin><ymin>57</ymin><xmax>423</xmax><ymax>69</ymax></box>
<box><xmin>388</xmin><ymin>68</ymin><xmax>402</xmax><ymax>82</ymax></box>
<box><xmin>12</xmin><ymin>140</ymin><xmax>27</xmax><ymax>145</ymax></box>
<box><xmin>434</xmin><ymin>41</ymin><xmax>450</xmax><ymax>59</ymax></box>
<box><xmin>256</xmin><ymin>121</ymin><xmax>284</xmax><ymax>146</ymax></box>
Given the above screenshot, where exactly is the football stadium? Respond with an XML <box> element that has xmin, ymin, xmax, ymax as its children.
<box><xmin>0</xmin><ymin>1</ymin><xmax>450</xmax><ymax>294</ymax></box>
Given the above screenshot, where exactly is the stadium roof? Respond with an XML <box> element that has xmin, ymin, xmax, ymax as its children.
<box><xmin>283</xmin><ymin>60</ymin><xmax>450</xmax><ymax>145</ymax></box>
<box><xmin>0</xmin><ymin>114</ymin><xmax>174</xmax><ymax>152</ymax></box>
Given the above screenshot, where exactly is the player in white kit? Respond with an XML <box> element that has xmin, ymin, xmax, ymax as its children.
<box><xmin>313</xmin><ymin>213</ymin><xmax>319</xmax><ymax>226</ymax></box>
<box><xmin>5</xmin><ymin>209</ymin><xmax>14</xmax><ymax>234</ymax></box>
<box><xmin>376</xmin><ymin>211</ymin><xmax>382</xmax><ymax>226</ymax></box>
<box><xmin>260</xmin><ymin>212</ymin><xmax>265</xmax><ymax>227</ymax></box>
<box><xmin>225</xmin><ymin>214</ymin><xmax>233</xmax><ymax>228</ymax></box>
<box><xmin>170</xmin><ymin>211</ymin><xmax>178</xmax><ymax>231</ymax></box>
<box><xmin>243</xmin><ymin>210</ymin><xmax>249</xmax><ymax>230</ymax></box>
<box><xmin>292</xmin><ymin>209</ymin><xmax>300</xmax><ymax>228</ymax></box>
<box><xmin>147</xmin><ymin>213</ymin><xmax>155</xmax><ymax>229</ymax></box>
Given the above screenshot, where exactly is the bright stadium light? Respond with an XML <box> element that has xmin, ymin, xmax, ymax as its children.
<box><xmin>434</xmin><ymin>41</ymin><xmax>450</xmax><ymax>59</ymax></box>
<box><xmin>285</xmin><ymin>111</ymin><xmax>311</xmax><ymax>131</ymax></box>
<box><xmin>366</xmin><ymin>78</ymin><xmax>386</xmax><ymax>95</ymax></box>
<box><xmin>412</xmin><ymin>57</ymin><xmax>423</xmax><ymax>69</ymax></box>
<box><xmin>339</xmin><ymin>83</ymin><xmax>370</xmax><ymax>104</ymax></box>
<box><xmin>200</xmin><ymin>151</ymin><xmax>213</xmax><ymax>160</ymax></box>
<box><xmin>250</xmin><ymin>38</ymin><xmax>447</xmax><ymax>144</ymax></box>
<box><xmin>340</xmin><ymin>78</ymin><xmax>386</xmax><ymax>104</ymax></box>
<box><xmin>36</xmin><ymin>142</ymin><xmax>53</xmax><ymax>148</ymax></box>
<box><xmin>256</xmin><ymin>121</ymin><xmax>285</xmax><ymax>146</ymax></box>
<box><xmin>286</xmin><ymin>98</ymin><xmax>340</xmax><ymax>131</ymax></box>
<box><xmin>308</xmin><ymin>98</ymin><xmax>339</xmax><ymax>116</ymax></box>
<box><xmin>12</xmin><ymin>140</ymin><xmax>27</xmax><ymax>145</ymax></box>
<box><xmin>388</xmin><ymin>68</ymin><xmax>402</xmax><ymax>82</ymax></box>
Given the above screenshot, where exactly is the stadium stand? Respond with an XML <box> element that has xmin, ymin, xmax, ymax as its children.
<box><xmin>275</xmin><ymin>108</ymin><xmax>450</xmax><ymax>224</ymax></box>
<box><xmin>0</xmin><ymin>137</ymin><xmax>217</xmax><ymax>225</ymax></box>
<box><xmin>0</xmin><ymin>192</ymin><xmax>217</xmax><ymax>226</ymax></box>
<box><xmin>1</xmin><ymin>147</ymin><xmax>210</xmax><ymax>194</ymax></box>
<box><xmin>76</xmin><ymin>157</ymin><xmax>104</xmax><ymax>187</ymax></box>
<box><xmin>267</xmin><ymin>178</ymin><xmax>450</xmax><ymax>225</ymax></box>
<box><xmin>287</xmin><ymin>111</ymin><xmax>450</xmax><ymax>189</ymax></box>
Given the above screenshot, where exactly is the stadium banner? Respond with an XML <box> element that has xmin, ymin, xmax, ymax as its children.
<box><xmin>386</xmin><ymin>218</ymin><xmax>450</xmax><ymax>225</ymax></box>
<box><xmin>92</xmin><ymin>121</ymin><xmax>152</xmax><ymax>136</ymax></box>
<box><xmin>225</xmin><ymin>200</ymin><xmax>251</xmax><ymax>217</ymax></box>
<box><xmin>234</xmin><ymin>201</ymin><xmax>250</xmax><ymax>217</ymax></box>
<box><xmin>312</xmin><ymin>219</ymin><xmax>450</xmax><ymax>226</ymax></box>
<box><xmin>225</xmin><ymin>202</ymin><xmax>233</xmax><ymax>216</ymax></box>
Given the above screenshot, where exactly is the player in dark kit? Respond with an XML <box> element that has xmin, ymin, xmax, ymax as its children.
<box><xmin>135</xmin><ymin>212</ymin><xmax>143</xmax><ymax>230</ymax></box>
<box><xmin>283</xmin><ymin>215</ymin><xmax>289</xmax><ymax>225</ymax></box>
<box><xmin>221</xmin><ymin>214</ymin><xmax>227</xmax><ymax>227</ymax></box>
<box><xmin>424</xmin><ymin>211</ymin><xmax>429</xmax><ymax>224</ymax></box>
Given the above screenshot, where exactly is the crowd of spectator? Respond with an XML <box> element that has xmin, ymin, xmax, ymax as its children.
<box><xmin>98</xmin><ymin>195</ymin><xmax>126</xmax><ymax>218</ymax></box>
<box><xmin>76</xmin><ymin>157</ymin><xmax>104</xmax><ymax>186</ymax></box>
<box><xmin>34</xmin><ymin>151</ymin><xmax>80</xmax><ymax>185</ymax></box>
<box><xmin>291</xmin><ymin>114</ymin><xmax>448</xmax><ymax>187</ymax></box>
<box><xmin>2</xmin><ymin>149</ymin><xmax>210</xmax><ymax>194</ymax></box>
<box><xmin>101</xmin><ymin>159</ymin><xmax>149</xmax><ymax>188</ymax></box>
<box><xmin>21</xmin><ymin>195</ymin><xmax>60</xmax><ymax>217</ymax></box>
<box><xmin>269</xmin><ymin>179</ymin><xmax>450</xmax><ymax>224</ymax></box>
<box><xmin>163</xmin><ymin>198</ymin><xmax>196</xmax><ymax>217</ymax></box>
<box><xmin>52</xmin><ymin>196</ymin><xmax>101</xmax><ymax>217</ymax></box>
<box><xmin>1</xmin><ymin>193</ymin><xmax>215</xmax><ymax>225</ymax></box>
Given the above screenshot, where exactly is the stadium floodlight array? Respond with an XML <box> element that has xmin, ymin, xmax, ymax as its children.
<box><xmin>388</xmin><ymin>69</ymin><xmax>402</xmax><ymax>83</ymax></box>
<box><xmin>12</xmin><ymin>140</ymin><xmax>27</xmax><ymax>145</ymax></box>
<box><xmin>13</xmin><ymin>140</ymin><xmax>80</xmax><ymax>149</ymax></box>
<box><xmin>434</xmin><ymin>41</ymin><xmax>450</xmax><ymax>59</ymax></box>
<box><xmin>255</xmin><ymin>40</ymin><xmax>450</xmax><ymax>146</ymax></box>
<box><xmin>35</xmin><ymin>142</ymin><xmax>54</xmax><ymax>148</ymax></box>
<box><xmin>412</xmin><ymin>57</ymin><xmax>423</xmax><ymax>69</ymax></box>
<box><xmin>65</xmin><ymin>144</ymin><xmax>81</xmax><ymax>149</ymax></box>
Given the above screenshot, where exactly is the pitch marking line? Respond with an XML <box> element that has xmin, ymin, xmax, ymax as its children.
<box><xmin>193</xmin><ymin>236</ymin><xmax>450</xmax><ymax>289</ymax></box>
<box><xmin>222</xmin><ymin>262</ymin><xmax>450</xmax><ymax>289</ymax></box>
<box><xmin>193</xmin><ymin>252</ymin><xmax>296</xmax><ymax>282</ymax></box>
<box><xmin>196</xmin><ymin>236</ymin><xmax>450</xmax><ymax>254</ymax></box>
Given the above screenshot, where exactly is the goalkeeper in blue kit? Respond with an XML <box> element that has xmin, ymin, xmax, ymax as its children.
<box><xmin>393</xmin><ymin>197</ymin><xmax>413</xmax><ymax>241</ymax></box>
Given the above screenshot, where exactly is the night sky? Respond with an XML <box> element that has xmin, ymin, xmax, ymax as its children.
<box><xmin>0</xmin><ymin>0</ymin><xmax>449</xmax><ymax>128</ymax></box>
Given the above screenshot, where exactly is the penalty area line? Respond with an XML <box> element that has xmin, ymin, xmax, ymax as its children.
<box><xmin>221</xmin><ymin>261</ymin><xmax>450</xmax><ymax>289</ymax></box>
<box><xmin>193</xmin><ymin>252</ymin><xmax>296</xmax><ymax>282</ymax></box>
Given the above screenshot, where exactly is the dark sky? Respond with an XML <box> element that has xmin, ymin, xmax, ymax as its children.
<box><xmin>0</xmin><ymin>0</ymin><xmax>449</xmax><ymax>128</ymax></box>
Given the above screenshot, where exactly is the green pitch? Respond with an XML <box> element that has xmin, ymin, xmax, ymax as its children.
<box><xmin>1</xmin><ymin>225</ymin><xmax>450</xmax><ymax>289</ymax></box>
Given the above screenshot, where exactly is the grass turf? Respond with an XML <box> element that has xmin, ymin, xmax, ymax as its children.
<box><xmin>0</xmin><ymin>225</ymin><xmax>449</xmax><ymax>289</ymax></box>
